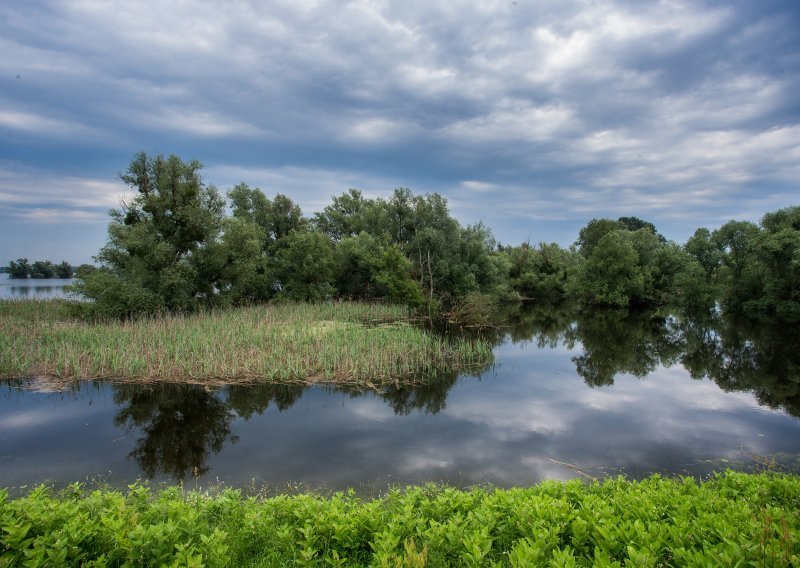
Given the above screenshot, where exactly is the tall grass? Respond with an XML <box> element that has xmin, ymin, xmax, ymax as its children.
<box><xmin>0</xmin><ymin>300</ymin><xmax>493</xmax><ymax>385</ymax></box>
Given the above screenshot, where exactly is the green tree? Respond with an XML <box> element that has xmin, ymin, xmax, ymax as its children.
<box><xmin>215</xmin><ymin>217</ymin><xmax>272</xmax><ymax>305</ymax></box>
<box><xmin>314</xmin><ymin>188</ymin><xmax>369</xmax><ymax>242</ymax></box>
<box><xmin>575</xmin><ymin>218</ymin><xmax>623</xmax><ymax>257</ymax></box>
<box><xmin>228</xmin><ymin>184</ymin><xmax>307</xmax><ymax>253</ymax></box>
<box><xmin>333</xmin><ymin>232</ymin><xmax>423</xmax><ymax>305</ymax></box>
<box><xmin>617</xmin><ymin>216</ymin><xmax>665</xmax><ymax>241</ymax></box>
<box><xmin>30</xmin><ymin>260</ymin><xmax>56</xmax><ymax>279</ymax></box>
<box><xmin>569</xmin><ymin>231</ymin><xmax>645</xmax><ymax>307</ymax></box>
<box><xmin>712</xmin><ymin>220</ymin><xmax>761</xmax><ymax>310</ymax></box>
<box><xmin>55</xmin><ymin>261</ymin><xmax>74</xmax><ymax>279</ymax></box>
<box><xmin>8</xmin><ymin>258</ymin><xmax>30</xmax><ymax>279</ymax></box>
<box><xmin>508</xmin><ymin>242</ymin><xmax>580</xmax><ymax>300</ymax></box>
<box><xmin>274</xmin><ymin>230</ymin><xmax>336</xmax><ymax>301</ymax></box>
<box><xmin>73</xmin><ymin>152</ymin><xmax>225</xmax><ymax>318</ymax></box>
<box><xmin>685</xmin><ymin>228</ymin><xmax>721</xmax><ymax>280</ymax></box>
<box><xmin>746</xmin><ymin>206</ymin><xmax>800</xmax><ymax>321</ymax></box>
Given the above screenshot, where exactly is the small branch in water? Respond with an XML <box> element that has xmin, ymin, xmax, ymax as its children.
<box><xmin>542</xmin><ymin>457</ymin><xmax>598</xmax><ymax>481</ymax></box>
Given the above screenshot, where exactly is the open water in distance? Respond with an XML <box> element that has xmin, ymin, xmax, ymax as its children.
<box><xmin>0</xmin><ymin>274</ymin><xmax>75</xmax><ymax>300</ymax></box>
<box><xmin>1</xmin><ymin>304</ymin><xmax>799</xmax><ymax>493</ymax></box>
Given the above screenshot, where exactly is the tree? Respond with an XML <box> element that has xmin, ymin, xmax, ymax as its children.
<box><xmin>685</xmin><ymin>228</ymin><xmax>721</xmax><ymax>280</ymax></box>
<box><xmin>228</xmin><ymin>184</ymin><xmax>307</xmax><ymax>253</ymax></box>
<box><xmin>8</xmin><ymin>258</ymin><xmax>30</xmax><ymax>279</ymax></box>
<box><xmin>575</xmin><ymin>218</ymin><xmax>623</xmax><ymax>257</ymax></box>
<box><xmin>746</xmin><ymin>206</ymin><xmax>800</xmax><ymax>321</ymax></box>
<box><xmin>274</xmin><ymin>230</ymin><xmax>336</xmax><ymax>301</ymax></box>
<box><xmin>215</xmin><ymin>217</ymin><xmax>272</xmax><ymax>305</ymax></box>
<box><xmin>712</xmin><ymin>220</ymin><xmax>761</xmax><ymax>310</ymax></box>
<box><xmin>55</xmin><ymin>261</ymin><xmax>74</xmax><ymax>279</ymax></box>
<box><xmin>73</xmin><ymin>152</ymin><xmax>225</xmax><ymax>318</ymax></box>
<box><xmin>508</xmin><ymin>242</ymin><xmax>580</xmax><ymax>300</ymax></box>
<box><xmin>314</xmin><ymin>188</ymin><xmax>369</xmax><ymax>242</ymax></box>
<box><xmin>617</xmin><ymin>216</ymin><xmax>664</xmax><ymax>241</ymax></box>
<box><xmin>333</xmin><ymin>233</ymin><xmax>423</xmax><ymax>305</ymax></box>
<box><xmin>30</xmin><ymin>260</ymin><xmax>56</xmax><ymax>279</ymax></box>
<box><xmin>569</xmin><ymin>231</ymin><xmax>645</xmax><ymax>307</ymax></box>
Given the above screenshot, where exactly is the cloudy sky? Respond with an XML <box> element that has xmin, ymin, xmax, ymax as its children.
<box><xmin>1</xmin><ymin>0</ymin><xmax>798</xmax><ymax>264</ymax></box>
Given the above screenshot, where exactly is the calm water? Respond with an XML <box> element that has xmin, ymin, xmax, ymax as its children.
<box><xmin>0</xmin><ymin>274</ymin><xmax>75</xmax><ymax>299</ymax></box>
<box><xmin>1</xmin><ymin>306</ymin><xmax>799</xmax><ymax>492</ymax></box>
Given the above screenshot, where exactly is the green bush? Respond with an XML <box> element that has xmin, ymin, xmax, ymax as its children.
<box><xmin>1</xmin><ymin>472</ymin><xmax>798</xmax><ymax>567</ymax></box>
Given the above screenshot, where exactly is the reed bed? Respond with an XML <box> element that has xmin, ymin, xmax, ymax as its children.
<box><xmin>0</xmin><ymin>300</ymin><xmax>493</xmax><ymax>385</ymax></box>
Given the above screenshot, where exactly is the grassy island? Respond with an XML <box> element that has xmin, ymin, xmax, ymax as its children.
<box><xmin>0</xmin><ymin>300</ymin><xmax>492</xmax><ymax>385</ymax></box>
<box><xmin>1</xmin><ymin>472</ymin><xmax>798</xmax><ymax>566</ymax></box>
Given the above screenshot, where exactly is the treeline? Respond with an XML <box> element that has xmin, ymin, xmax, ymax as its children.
<box><xmin>5</xmin><ymin>259</ymin><xmax>75</xmax><ymax>279</ymax></box>
<box><xmin>74</xmin><ymin>152</ymin><xmax>800</xmax><ymax>322</ymax></box>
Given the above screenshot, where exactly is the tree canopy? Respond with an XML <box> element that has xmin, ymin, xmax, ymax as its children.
<box><xmin>68</xmin><ymin>151</ymin><xmax>799</xmax><ymax>323</ymax></box>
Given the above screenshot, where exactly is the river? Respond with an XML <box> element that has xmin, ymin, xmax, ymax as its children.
<box><xmin>1</xmin><ymin>303</ymin><xmax>798</xmax><ymax>493</ymax></box>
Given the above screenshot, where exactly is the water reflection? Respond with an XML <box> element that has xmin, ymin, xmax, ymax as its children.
<box><xmin>0</xmin><ymin>275</ymin><xmax>74</xmax><ymax>299</ymax></box>
<box><xmin>113</xmin><ymin>384</ymin><xmax>237</xmax><ymax>479</ymax></box>
<box><xmin>677</xmin><ymin>313</ymin><xmax>800</xmax><ymax>418</ymax></box>
<box><xmin>102</xmin><ymin>308</ymin><xmax>800</xmax><ymax>483</ymax></box>
<box><xmin>488</xmin><ymin>305</ymin><xmax>800</xmax><ymax>417</ymax></box>
<box><xmin>1</xmin><ymin>305</ymin><xmax>799</xmax><ymax>488</ymax></box>
<box><xmin>109</xmin><ymin>376</ymin><xmax>464</xmax><ymax>481</ymax></box>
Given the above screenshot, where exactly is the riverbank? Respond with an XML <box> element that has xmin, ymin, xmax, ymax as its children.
<box><xmin>0</xmin><ymin>300</ymin><xmax>492</xmax><ymax>385</ymax></box>
<box><xmin>1</xmin><ymin>471</ymin><xmax>797</xmax><ymax>566</ymax></box>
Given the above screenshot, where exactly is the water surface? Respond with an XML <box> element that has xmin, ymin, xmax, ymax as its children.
<box><xmin>0</xmin><ymin>274</ymin><xmax>75</xmax><ymax>300</ymax></box>
<box><xmin>1</xmin><ymin>306</ymin><xmax>799</xmax><ymax>492</ymax></box>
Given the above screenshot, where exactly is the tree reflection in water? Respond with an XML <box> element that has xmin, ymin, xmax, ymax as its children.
<box><xmin>112</xmin><ymin>377</ymin><xmax>465</xmax><ymax>482</ymax></box>
<box><xmin>113</xmin><ymin>384</ymin><xmax>236</xmax><ymax>480</ymax></box>
<box><xmin>111</xmin><ymin>305</ymin><xmax>800</xmax><ymax>482</ymax></box>
<box><xmin>509</xmin><ymin>303</ymin><xmax>800</xmax><ymax>417</ymax></box>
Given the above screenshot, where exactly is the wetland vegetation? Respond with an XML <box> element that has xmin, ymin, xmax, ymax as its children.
<box><xmin>0</xmin><ymin>300</ymin><xmax>491</xmax><ymax>385</ymax></box>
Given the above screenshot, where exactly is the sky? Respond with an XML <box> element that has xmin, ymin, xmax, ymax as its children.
<box><xmin>1</xmin><ymin>0</ymin><xmax>798</xmax><ymax>265</ymax></box>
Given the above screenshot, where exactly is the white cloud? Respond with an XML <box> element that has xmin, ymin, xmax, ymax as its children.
<box><xmin>0</xmin><ymin>108</ymin><xmax>108</xmax><ymax>140</ymax></box>
<box><xmin>0</xmin><ymin>0</ymin><xmax>797</xmax><ymax>253</ymax></box>
<box><xmin>205</xmin><ymin>163</ymin><xmax>402</xmax><ymax>213</ymax></box>
<box><xmin>0</xmin><ymin>167</ymin><xmax>133</xmax><ymax>218</ymax></box>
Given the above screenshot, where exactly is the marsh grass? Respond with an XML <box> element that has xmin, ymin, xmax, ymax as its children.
<box><xmin>0</xmin><ymin>300</ymin><xmax>493</xmax><ymax>385</ymax></box>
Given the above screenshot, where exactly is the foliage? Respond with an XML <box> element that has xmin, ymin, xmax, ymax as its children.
<box><xmin>29</xmin><ymin>152</ymin><xmax>797</xmax><ymax>321</ymax></box>
<box><xmin>229</xmin><ymin>183</ymin><xmax>308</xmax><ymax>252</ymax></box>
<box><xmin>6</xmin><ymin>259</ymin><xmax>73</xmax><ymax>279</ymax></box>
<box><xmin>0</xmin><ymin>300</ymin><xmax>492</xmax><ymax>384</ymax></box>
<box><xmin>744</xmin><ymin>207</ymin><xmax>800</xmax><ymax>321</ymax></box>
<box><xmin>275</xmin><ymin>230</ymin><xmax>337</xmax><ymax>301</ymax></box>
<box><xmin>73</xmin><ymin>152</ymin><xmax>226</xmax><ymax>318</ymax></box>
<box><xmin>7</xmin><ymin>259</ymin><xmax>30</xmax><ymax>279</ymax></box>
<box><xmin>506</xmin><ymin>242</ymin><xmax>580</xmax><ymax>301</ymax></box>
<box><xmin>570</xmin><ymin>217</ymin><xmax>702</xmax><ymax>308</ymax></box>
<box><xmin>1</xmin><ymin>472</ymin><xmax>798</xmax><ymax>567</ymax></box>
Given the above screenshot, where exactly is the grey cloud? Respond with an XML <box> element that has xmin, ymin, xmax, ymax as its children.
<box><xmin>0</xmin><ymin>0</ymin><xmax>798</xmax><ymax>260</ymax></box>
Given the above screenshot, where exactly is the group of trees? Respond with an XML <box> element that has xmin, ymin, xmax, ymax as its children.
<box><xmin>73</xmin><ymin>152</ymin><xmax>799</xmax><ymax>323</ymax></box>
<box><xmin>6</xmin><ymin>258</ymin><xmax>74</xmax><ymax>279</ymax></box>
<box><xmin>74</xmin><ymin>153</ymin><xmax>510</xmax><ymax>319</ymax></box>
<box><xmin>502</xmin><ymin>208</ymin><xmax>799</xmax><ymax>322</ymax></box>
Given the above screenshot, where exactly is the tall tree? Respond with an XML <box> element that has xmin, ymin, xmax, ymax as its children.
<box><xmin>74</xmin><ymin>152</ymin><xmax>225</xmax><ymax>317</ymax></box>
<box><xmin>7</xmin><ymin>258</ymin><xmax>30</xmax><ymax>279</ymax></box>
<box><xmin>55</xmin><ymin>261</ymin><xmax>74</xmax><ymax>279</ymax></box>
